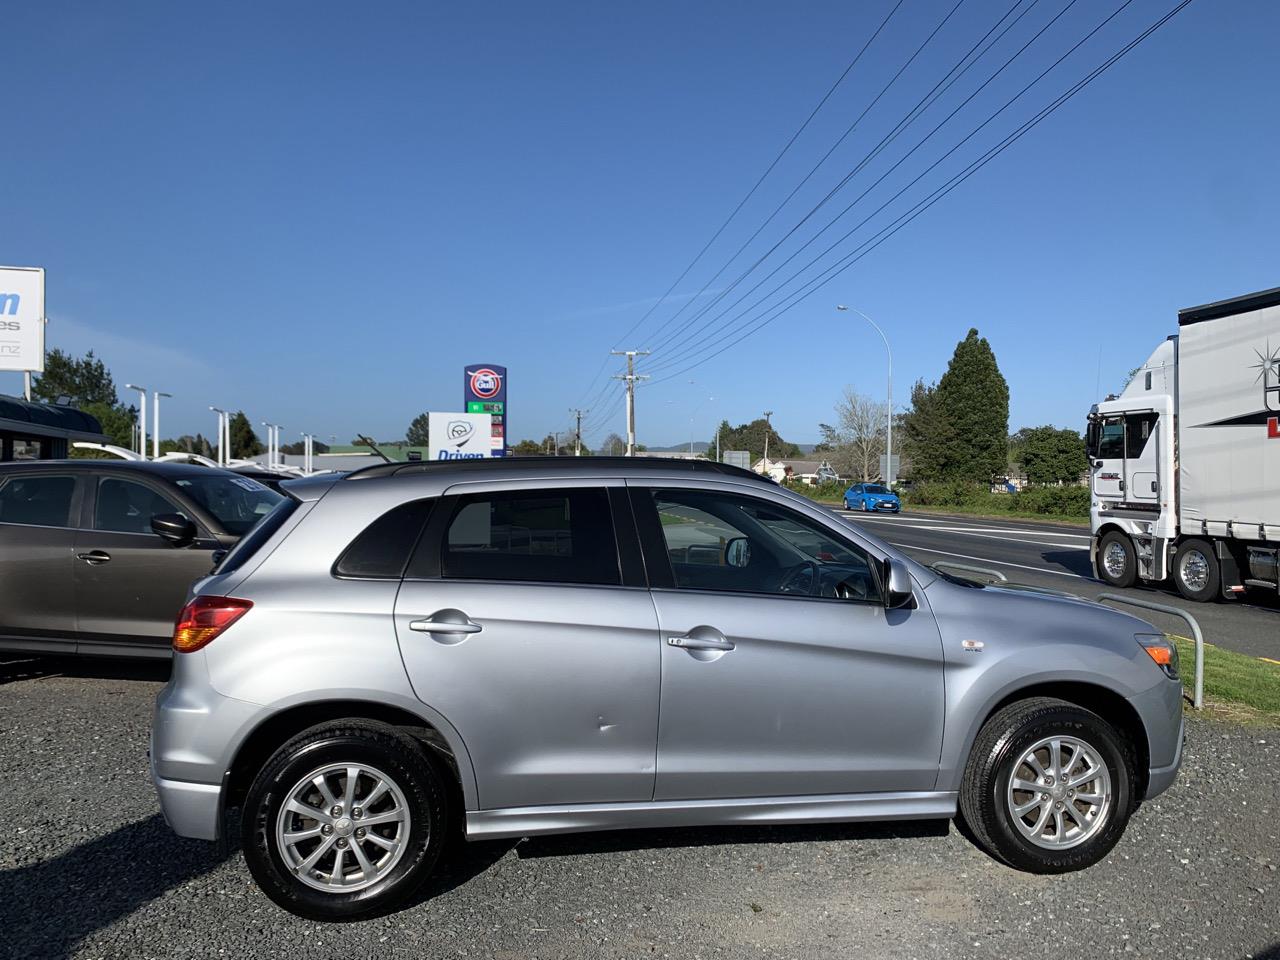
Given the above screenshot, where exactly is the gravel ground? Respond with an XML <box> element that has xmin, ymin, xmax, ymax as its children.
<box><xmin>1</xmin><ymin>656</ymin><xmax>1278</xmax><ymax>960</ymax></box>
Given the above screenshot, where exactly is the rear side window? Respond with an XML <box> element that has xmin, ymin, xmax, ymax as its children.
<box><xmin>215</xmin><ymin>497</ymin><xmax>300</xmax><ymax>575</ymax></box>
<box><xmin>334</xmin><ymin>499</ymin><xmax>434</xmax><ymax>579</ymax></box>
<box><xmin>438</xmin><ymin>488</ymin><xmax>619</xmax><ymax>586</ymax></box>
<box><xmin>0</xmin><ymin>475</ymin><xmax>76</xmax><ymax>527</ymax></box>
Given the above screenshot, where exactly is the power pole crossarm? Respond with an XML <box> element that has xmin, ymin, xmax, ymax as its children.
<box><xmin>611</xmin><ymin>350</ymin><xmax>651</xmax><ymax>456</ymax></box>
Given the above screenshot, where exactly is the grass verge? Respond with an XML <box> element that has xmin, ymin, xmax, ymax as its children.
<box><xmin>1171</xmin><ymin>634</ymin><xmax>1280</xmax><ymax>724</ymax></box>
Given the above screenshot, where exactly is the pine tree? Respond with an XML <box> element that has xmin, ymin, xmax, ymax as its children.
<box><xmin>933</xmin><ymin>328</ymin><xmax>1009</xmax><ymax>482</ymax></box>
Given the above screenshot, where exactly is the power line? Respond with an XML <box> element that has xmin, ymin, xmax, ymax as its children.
<box><xmin>645</xmin><ymin>0</ymin><xmax>1087</xmax><ymax>372</ymax></box>
<box><xmin>645</xmin><ymin>0</ymin><xmax>1196</xmax><ymax>387</ymax></box>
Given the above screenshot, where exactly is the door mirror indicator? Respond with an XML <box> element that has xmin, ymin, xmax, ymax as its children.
<box><xmin>151</xmin><ymin>513</ymin><xmax>197</xmax><ymax>547</ymax></box>
<box><xmin>725</xmin><ymin>537</ymin><xmax>751</xmax><ymax>568</ymax></box>
<box><xmin>884</xmin><ymin>559</ymin><xmax>914</xmax><ymax>609</ymax></box>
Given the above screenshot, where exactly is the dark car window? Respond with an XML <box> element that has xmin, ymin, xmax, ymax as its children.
<box><xmin>95</xmin><ymin>477</ymin><xmax>187</xmax><ymax>534</ymax></box>
<box><xmin>335</xmin><ymin>499</ymin><xmax>434</xmax><ymax>579</ymax></box>
<box><xmin>863</xmin><ymin>484</ymin><xmax>891</xmax><ymax>495</ymax></box>
<box><xmin>172</xmin><ymin>475</ymin><xmax>282</xmax><ymax>536</ymax></box>
<box><xmin>0</xmin><ymin>474</ymin><xmax>76</xmax><ymax>527</ymax></box>
<box><xmin>650</xmin><ymin>489</ymin><xmax>881</xmax><ymax>602</ymax></box>
<box><xmin>439</xmin><ymin>488</ymin><xmax>620</xmax><ymax>586</ymax></box>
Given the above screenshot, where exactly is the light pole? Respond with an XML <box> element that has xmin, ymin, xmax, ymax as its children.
<box><xmin>837</xmin><ymin>305</ymin><xmax>894</xmax><ymax>484</ymax></box>
<box><xmin>126</xmin><ymin>384</ymin><xmax>148</xmax><ymax>457</ymax></box>
<box><xmin>209</xmin><ymin>407</ymin><xmax>226</xmax><ymax>465</ymax></box>
<box><xmin>762</xmin><ymin>410</ymin><xmax>773</xmax><ymax>474</ymax></box>
<box><xmin>262</xmin><ymin>422</ymin><xmax>281</xmax><ymax>468</ymax></box>
<box><xmin>152</xmin><ymin>391</ymin><xmax>171</xmax><ymax>460</ymax></box>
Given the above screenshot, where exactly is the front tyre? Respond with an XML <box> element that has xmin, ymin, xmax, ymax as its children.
<box><xmin>1096</xmin><ymin>530</ymin><xmax>1138</xmax><ymax>588</ymax></box>
<box><xmin>958</xmin><ymin>697</ymin><xmax>1135</xmax><ymax>873</ymax></box>
<box><xmin>242</xmin><ymin>720</ymin><xmax>450</xmax><ymax>920</ymax></box>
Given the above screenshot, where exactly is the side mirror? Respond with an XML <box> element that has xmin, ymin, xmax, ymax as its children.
<box><xmin>151</xmin><ymin>513</ymin><xmax>197</xmax><ymax>548</ymax></box>
<box><xmin>725</xmin><ymin>537</ymin><xmax>752</xmax><ymax>568</ymax></box>
<box><xmin>883</xmin><ymin>558</ymin><xmax>914</xmax><ymax>609</ymax></box>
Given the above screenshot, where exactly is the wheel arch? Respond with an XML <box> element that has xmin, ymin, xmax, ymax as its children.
<box><xmin>224</xmin><ymin>698</ymin><xmax>476</xmax><ymax>814</ymax></box>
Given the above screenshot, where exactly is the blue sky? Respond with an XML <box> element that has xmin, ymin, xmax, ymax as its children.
<box><xmin>2</xmin><ymin>0</ymin><xmax>1277</xmax><ymax>450</ymax></box>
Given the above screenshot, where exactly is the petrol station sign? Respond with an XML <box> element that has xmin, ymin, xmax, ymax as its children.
<box><xmin>464</xmin><ymin>363</ymin><xmax>507</xmax><ymax>455</ymax></box>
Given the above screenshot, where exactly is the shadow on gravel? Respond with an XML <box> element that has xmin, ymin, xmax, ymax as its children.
<box><xmin>1252</xmin><ymin>946</ymin><xmax>1280</xmax><ymax>960</ymax></box>
<box><xmin>0</xmin><ymin>814</ymin><xmax>227</xmax><ymax>960</ymax></box>
<box><xmin>0</xmin><ymin>655</ymin><xmax>170</xmax><ymax>685</ymax></box>
<box><xmin>513</xmin><ymin>818</ymin><xmax>950</xmax><ymax>860</ymax></box>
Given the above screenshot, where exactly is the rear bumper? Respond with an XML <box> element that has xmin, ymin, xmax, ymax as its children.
<box><xmin>152</xmin><ymin>766</ymin><xmax>224</xmax><ymax>841</ymax></box>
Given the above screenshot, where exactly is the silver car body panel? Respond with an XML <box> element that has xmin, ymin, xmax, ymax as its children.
<box><xmin>151</xmin><ymin>460</ymin><xmax>1184</xmax><ymax>845</ymax></box>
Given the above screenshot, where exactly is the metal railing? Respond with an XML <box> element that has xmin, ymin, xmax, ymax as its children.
<box><xmin>1096</xmin><ymin>593</ymin><xmax>1204</xmax><ymax>709</ymax></box>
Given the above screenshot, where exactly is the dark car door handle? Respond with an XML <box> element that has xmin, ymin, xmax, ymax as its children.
<box><xmin>76</xmin><ymin>550</ymin><xmax>112</xmax><ymax>565</ymax></box>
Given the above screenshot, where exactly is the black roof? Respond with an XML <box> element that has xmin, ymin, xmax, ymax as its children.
<box><xmin>1178</xmin><ymin>285</ymin><xmax>1280</xmax><ymax>325</ymax></box>
<box><xmin>0</xmin><ymin>395</ymin><xmax>104</xmax><ymax>436</ymax></box>
<box><xmin>345</xmin><ymin>455</ymin><xmax>772</xmax><ymax>484</ymax></box>
<box><xmin>0</xmin><ymin>458</ymin><xmax>241</xmax><ymax>478</ymax></box>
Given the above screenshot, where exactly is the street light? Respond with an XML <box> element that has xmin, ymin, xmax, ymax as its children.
<box><xmin>261</xmin><ymin>422</ymin><xmax>281</xmax><ymax>468</ymax></box>
<box><xmin>762</xmin><ymin>410</ymin><xmax>774</xmax><ymax>474</ymax></box>
<box><xmin>837</xmin><ymin>305</ymin><xmax>894</xmax><ymax>484</ymax></box>
<box><xmin>152</xmin><ymin>391</ymin><xmax>172</xmax><ymax>460</ymax></box>
<box><xmin>690</xmin><ymin>395</ymin><xmax>715</xmax><ymax>455</ymax></box>
<box><xmin>125</xmin><ymin>384</ymin><xmax>147</xmax><ymax>457</ymax></box>
<box><xmin>209</xmin><ymin>407</ymin><xmax>227</xmax><ymax>465</ymax></box>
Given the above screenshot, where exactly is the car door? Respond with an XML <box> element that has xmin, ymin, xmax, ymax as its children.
<box><xmin>73</xmin><ymin>473</ymin><xmax>222</xmax><ymax>652</ymax></box>
<box><xmin>631</xmin><ymin>482</ymin><xmax>945</xmax><ymax>801</ymax></box>
<box><xmin>0</xmin><ymin>471</ymin><xmax>82</xmax><ymax>652</ymax></box>
<box><xmin>393</xmin><ymin>480</ymin><xmax>661</xmax><ymax>810</ymax></box>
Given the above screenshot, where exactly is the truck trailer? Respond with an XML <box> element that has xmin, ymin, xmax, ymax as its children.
<box><xmin>1087</xmin><ymin>285</ymin><xmax>1280</xmax><ymax>601</ymax></box>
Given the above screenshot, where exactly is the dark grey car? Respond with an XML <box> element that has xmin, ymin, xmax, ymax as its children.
<box><xmin>0</xmin><ymin>459</ymin><xmax>281</xmax><ymax>658</ymax></box>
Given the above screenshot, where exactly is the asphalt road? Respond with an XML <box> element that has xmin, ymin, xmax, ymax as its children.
<box><xmin>835</xmin><ymin>509</ymin><xmax>1280</xmax><ymax>663</ymax></box>
<box><xmin>1</xmin><ymin>656</ymin><xmax>1278</xmax><ymax>960</ymax></box>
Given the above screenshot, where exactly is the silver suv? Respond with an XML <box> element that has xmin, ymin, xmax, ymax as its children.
<box><xmin>151</xmin><ymin>458</ymin><xmax>1184</xmax><ymax>920</ymax></box>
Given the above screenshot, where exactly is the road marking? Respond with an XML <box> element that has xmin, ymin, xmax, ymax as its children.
<box><xmin>1259</xmin><ymin>657</ymin><xmax>1280</xmax><ymax>666</ymax></box>
<box><xmin>849</xmin><ymin>517</ymin><xmax>1090</xmax><ymax>550</ymax></box>
<box><xmin>838</xmin><ymin>511</ymin><xmax>1091</xmax><ymax>541</ymax></box>
<box><xmin>890</xmin><ymin>543</ymin><xmax>1091</xmax><ymax>580</ymax></box>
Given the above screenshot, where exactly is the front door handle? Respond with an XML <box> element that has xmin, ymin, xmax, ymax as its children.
<box><xmin>667</xmin><ymin>633</ymin><xmax>735</xmax><ymax>652</ymax></box>
<box><xmin>76</xmin><ymin>550</ymin><xmax>112</xmax><ymax>565</ymax></box>
<box><xmin>409</xmin><ymin>614</ymin><xmax>483</xmax><ymax>635</ymax></box>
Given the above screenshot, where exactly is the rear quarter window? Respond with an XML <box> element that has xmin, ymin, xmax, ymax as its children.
<box><xmin>334</xmin><ymin>499</ymin><xmax>434</xmax><ymax>579</ymax></box>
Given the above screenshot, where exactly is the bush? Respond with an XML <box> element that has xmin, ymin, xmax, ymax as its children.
<box><xmin>900</xmin><ymin>482</ymin><xmax>1088</xmax><ymax>518</ymax></box>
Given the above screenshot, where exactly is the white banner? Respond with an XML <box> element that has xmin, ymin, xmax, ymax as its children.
<box><xmin>0</xmin><ymin>266</ymin><xmax>45</xmax><ymax>373</ymax></box>
<box><xmin>427</xmin><ymin>412</ymin><xmax>495</xmax><ymax>459</ymax></box>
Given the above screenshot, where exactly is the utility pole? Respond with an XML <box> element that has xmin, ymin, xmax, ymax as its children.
<box><xmin>762</xmin><ymin>410</ymin><xmax>774</xmax><ymax>474</ymax></box>
<box><xmin>611</xmin><ymin>350</ymin><xmax>650</xmax><ymax>456</ymax></box>
<box><xmin>569</xmin><ymin>408</ymin><xmax>588</xmax><ymax>456</ymax></box>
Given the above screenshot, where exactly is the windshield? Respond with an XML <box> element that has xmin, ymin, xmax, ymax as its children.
<box><xmin>174</xmin><ymin>475</ymin><xmax>283</xmax><ymax>536</ymax></box>
<box><xmin>864</xmin><ymin>484</ymin><xmax>891</xmax><ymax>495</ymax></box>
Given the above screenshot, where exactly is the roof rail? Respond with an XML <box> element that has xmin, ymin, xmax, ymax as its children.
<box><xmin>343</xmin><ymin>455</ymin><xmax>772</xmax><ymax>484</ymax></box>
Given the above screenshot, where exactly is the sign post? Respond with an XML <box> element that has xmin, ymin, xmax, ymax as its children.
<box><xmin>464</xmin><ymin>364</ymin><xmax>507</xmax><ymax>456</ymax></box>
<box><xmin>0</xmin><ymin>266</ymin><xmax>46</xmax><ymax>399</ymax></box>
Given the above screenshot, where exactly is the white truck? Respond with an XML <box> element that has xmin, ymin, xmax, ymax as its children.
<box><xmin>1087</xmin><ymin>285</ymin><xmax>1280</xmax><ymax>602</ymax></box>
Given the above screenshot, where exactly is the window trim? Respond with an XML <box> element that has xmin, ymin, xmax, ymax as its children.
<box><xmin>629</xmin><ymin>483</ymin><xmax>886</xmax><ymax>605</ymax></box>
<box><xmin>0</xmin><ymin>472</ymin><xmax>83</xmax><ymax>530</ymax></box>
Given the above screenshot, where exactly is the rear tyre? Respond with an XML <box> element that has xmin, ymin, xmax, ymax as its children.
<box><xmin>1173</xmin><ymin>539</ymin><xmax>1220</xmax><ymax>603</ymax></box>
<box><xmin>1096</xmin><ymin>530</ymin><xmax>1137</xmax><ymax>588</ymax></box>
<box><xmin>958</xmin><ymin>697</ymin><xmax>1135</xmax><ymax>873</ymax></box>
<box><xmin>242</xmin><ymin>720</ymin><xmax>449</xmax><ymax>920</ymax></box>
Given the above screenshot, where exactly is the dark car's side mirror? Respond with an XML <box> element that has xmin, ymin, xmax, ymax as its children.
<box><xmin>151</xmin><ymin>513</ymin><xmax>197</xmax><ymax>548</ymax></box>
<box><xmin>883</xmin><ymin>558</ymin><xmax>914</xmax><ymax>609</ymax></box>
<box><xmin>724</xmin><ymin>537</ymin><xmax>752</xmax><ymax>568</ymax></box>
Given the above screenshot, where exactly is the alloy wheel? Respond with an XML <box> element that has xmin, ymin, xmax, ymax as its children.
<box><xmin>1178</xmin><ymin>548</ymin><xmax>1210</xmax><ymax>593</ymax></box>
<box><xmin>276</xmin><ymin>762</ymin><xmax>413</xmax><ymax>893</ymax></box>
<box><xmin>1005</xmin><ymin>735</ymin><xmax>1112</xmax><ymax>850</ymax></box>
<box><xmin>1102</xmin><ymin>541</ymin><xmax>1129</xmax><ymax>580</ymax></box>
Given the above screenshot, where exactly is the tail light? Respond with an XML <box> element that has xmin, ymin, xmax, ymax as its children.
<box><xmin>173</xmin><ymin>596</ymin><xmax>253</xmax><ymax>653</ymax></box>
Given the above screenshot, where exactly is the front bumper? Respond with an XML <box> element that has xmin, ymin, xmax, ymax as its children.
<box><xmin>1129</xmin><ymin>677</ymin><xmax>1186</xmax><ymax>801</ymax></box>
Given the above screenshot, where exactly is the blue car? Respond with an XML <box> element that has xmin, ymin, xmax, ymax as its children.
<box><xmin>844</xmin><ymin>482</ymin><xmax>901</xmax><ymax>513</ymax></box>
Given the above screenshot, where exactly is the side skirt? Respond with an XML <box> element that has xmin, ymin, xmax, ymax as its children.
<box><xmin>466</xmin><ymin>790</ymin><xmax>958</xmax><ymax>840</ymax></box>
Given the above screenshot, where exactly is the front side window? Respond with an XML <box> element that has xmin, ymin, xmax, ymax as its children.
<box><xmin>863</xmin><ymin>484</ymin><xmax>891</xmax><ymax>495</ymax></box>
<box><xmin>441</xmin><ymin>488</ymin><xmax>620</xmax><ymax>586</ymax></box>
<box><xmin>650</xmin><ymin>489</ymin><xmax>881</xmax><ymax>602</ymax></box>
<box><xmin>96</xmin><ymin>478</ymin><xmax>186</xmax><ymax>534</ymax></box>
<box><xmin>0</xmin><ymin>475</ymin><xmax>76</xmax><ymax>527</ymax></box>
<box><xmin>1096</xmin><ymin>420</ymin><xmax>1124</xmax><ymax>459</ymax></box>
<box><xmin>173</xmin><ymin>475</ymin><xmax>282</xmax><ymax>536</ymax></box>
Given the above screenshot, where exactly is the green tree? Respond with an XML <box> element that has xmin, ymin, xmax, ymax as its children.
<box><xmin>1013</xmin><ymin>426</ymin><xmax>1087</xmax><ymax>485</ymax></box>
<box><xmin>30</xmin><ymin>349</ymin><xmax>119</xmax><ymax>406</ymax></box>
<box><xmin>510</xmin><ymin>438</ymin><xmax>543</xmax><ymax>456</ymax></box>
<box><xmin>279</xmin><ymin>438</ymin><xmax>330</xmax><ymax>456</ymax></box>
<box><xmin>927</xmin><ymin>329</ymin><xmax>1009</xmax><ymax>482</ymax></box>
<box><xmin>599</xmin><ymin>432</ymin><xmax>626</xmax><ymax>456</ymax></box>
<box><xmin>406</xmin><ymin>413</ymin><xmax>430</xmax><ymax>446</ymax></box>
<box><xmin>899</xmin><ymin>379</ymin><xmax>943</xmax><ymax>480</ymax></box>
<box><xmin>79</xmin><ymin>401</ymin><xmax>136</xmax><ymax>450</ymax></box>
<box><xmin>228</xmin><ymin>411</ymin><xmax>263</xmax><ymax>459</ymax></box>
<box><xmin>709</xmin><ymin>418</ymin><xmax>800</xmax><ymax>464</ymax></box>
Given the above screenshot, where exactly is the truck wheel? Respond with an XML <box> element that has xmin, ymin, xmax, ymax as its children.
<box><xmin>1096</xmin><ymin>531</ymin><xmax>1137</xmax><ymax>588</ymax></box>
<box><xmin>1173</xmin><ymin>539</ymin><xmax>1219</xmax><ymax>603</ymax></box>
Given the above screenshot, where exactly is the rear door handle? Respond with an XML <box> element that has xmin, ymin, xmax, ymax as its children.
<box><xmin>76</xmin><ymin>550</ymin><xmax>112</xmax><ymax>565</ymax></box>
<box><xmin>667</xmin><ymin>633</ymin><xmax>735</xmax><ymax>652</ymax></box>
<box><xmin>409</xmin><ymin>615</ymin><xmax>483</xmax><ymax>635</ymax></box>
